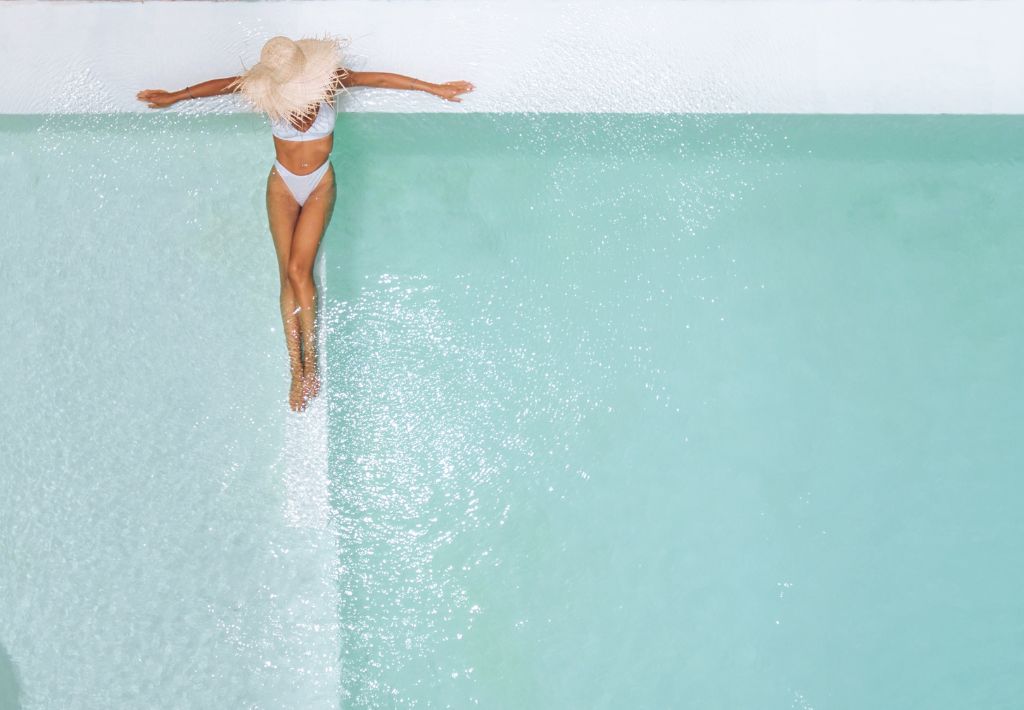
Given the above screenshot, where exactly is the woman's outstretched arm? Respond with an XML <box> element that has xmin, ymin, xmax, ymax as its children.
<box><xmin>136</xmin><ymin>76</ymin><xmax>240</xmax><ymax>108</ymax></box>
<box><xmin>340</xmin><ymin>69</ymin><xmax>474</xmax><ymax>102</ymax></box>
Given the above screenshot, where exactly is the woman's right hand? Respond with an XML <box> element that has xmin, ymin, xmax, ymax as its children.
<box><xmin>136</xmin><ymin>89</ymin><xmax>179</xmax><ymax>108</ymax></box>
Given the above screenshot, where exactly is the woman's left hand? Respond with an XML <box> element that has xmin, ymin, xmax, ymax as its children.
<box><xmin>433</xmin><ymin>80</ymin><xmax>475</xmax><ymax>102</ymax></box>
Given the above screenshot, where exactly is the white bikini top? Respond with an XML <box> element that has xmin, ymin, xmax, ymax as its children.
<box><xmin>270</xmin><ymin>100</ymin><xmax>336</xmax><ymax>142</ymax></box>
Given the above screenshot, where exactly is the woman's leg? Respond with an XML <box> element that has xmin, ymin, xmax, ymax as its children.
<box><xmin>266</xmin><ymin>164</ymin><xmax>305</xmax><ymax>410</ymax></box>
<box><xmin>287</xmin><ymin>162</ymin><xmax>337</xmax><ymax>406</ymax></box>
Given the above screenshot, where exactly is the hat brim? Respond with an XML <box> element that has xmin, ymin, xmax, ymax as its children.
<box><xmin>230</xmin><ymin>34</ymin><xmax>351</xmax><ymax>123</ymax></box>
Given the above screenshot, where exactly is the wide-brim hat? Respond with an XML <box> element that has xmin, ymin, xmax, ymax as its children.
<box><xmin>229</xmin><ymin>34</ymin><xmax>351</xmax><ymax>123</ymax></box>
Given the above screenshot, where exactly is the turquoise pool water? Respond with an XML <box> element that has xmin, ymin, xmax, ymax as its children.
<box><xmin>1</xmin><ymin>113</ymin><xmax>1022</xmax><ymax>709</ymax></box>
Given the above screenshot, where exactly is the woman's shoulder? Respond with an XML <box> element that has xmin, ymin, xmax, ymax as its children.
<box><xmin>333</xmin><ymin>66</ymin><xmax>356</xmax><ymax>85</ymax></box>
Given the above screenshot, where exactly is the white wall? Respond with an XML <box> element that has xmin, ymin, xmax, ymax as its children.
<box><xmin>1</xmin><ymin>0</ymin><xmax>1022</xmax><ymax>114</ymax></box>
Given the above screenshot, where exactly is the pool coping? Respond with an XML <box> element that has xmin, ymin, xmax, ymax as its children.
<box><xmin>1</xmin><ymin>0</ymin><xmax>1022</xmax><ymax>115</ymax></box>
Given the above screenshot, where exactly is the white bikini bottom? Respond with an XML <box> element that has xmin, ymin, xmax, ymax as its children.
<box><xmin>273</xmin><ymin>158</ymin><xmax>331</xmax><ymax>207</ymax></box>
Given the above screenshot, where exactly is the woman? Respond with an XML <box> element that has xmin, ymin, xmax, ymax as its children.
<box><xmin>136</xmin><ymin>35</ymin><xmax>474</xmax><ymax>411</ymax></box>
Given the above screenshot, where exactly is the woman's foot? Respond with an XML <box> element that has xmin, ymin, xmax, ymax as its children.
<box><xmin>289</xmin><ymin>371</ymin><xmax>307</xmax><ymax>412</ymax></box>
<box><xmin>303</xmin><ymin>364</ymin><xmax>321</xmax><ymax>402</ymax></box>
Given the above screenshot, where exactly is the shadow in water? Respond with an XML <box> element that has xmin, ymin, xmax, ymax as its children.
<box><xmin>0</xmin><ymin>642</ymin><xmax>22</xmax><ymax>710</ymax></box>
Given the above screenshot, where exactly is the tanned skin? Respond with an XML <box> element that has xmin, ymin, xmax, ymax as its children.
<box><xmin>137</xmin><ymin>69</ymin><xmax>474</xmax><ymax>411</ymax></box>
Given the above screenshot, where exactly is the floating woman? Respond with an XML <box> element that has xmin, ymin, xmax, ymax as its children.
<box><xmin>136</xmin><ymin>35</ymin><xmax>474</xmax><ymax>411</ymax></box>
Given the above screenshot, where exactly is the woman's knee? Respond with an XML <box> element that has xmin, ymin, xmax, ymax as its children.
<box><xmin>279</xmin><ymin>277</ymin><xmax>295</xmax><ymax>298</ymax></box>
<box><xmin>287</xmin><ymin>260</ymin><xmax>313</xmax><ymax>289</ymax></box>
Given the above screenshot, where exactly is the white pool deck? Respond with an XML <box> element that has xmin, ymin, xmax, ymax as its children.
<box><xmin>1</xmin><ymin>0</ymin><xmax>1023</xmax><ymax>115</ymax></box>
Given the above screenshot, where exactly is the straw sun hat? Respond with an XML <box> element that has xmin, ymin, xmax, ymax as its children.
<box><xmin>229</xmin><ymin>34</ymin><xmax>351</xmax><ymax>124</ymax></box>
